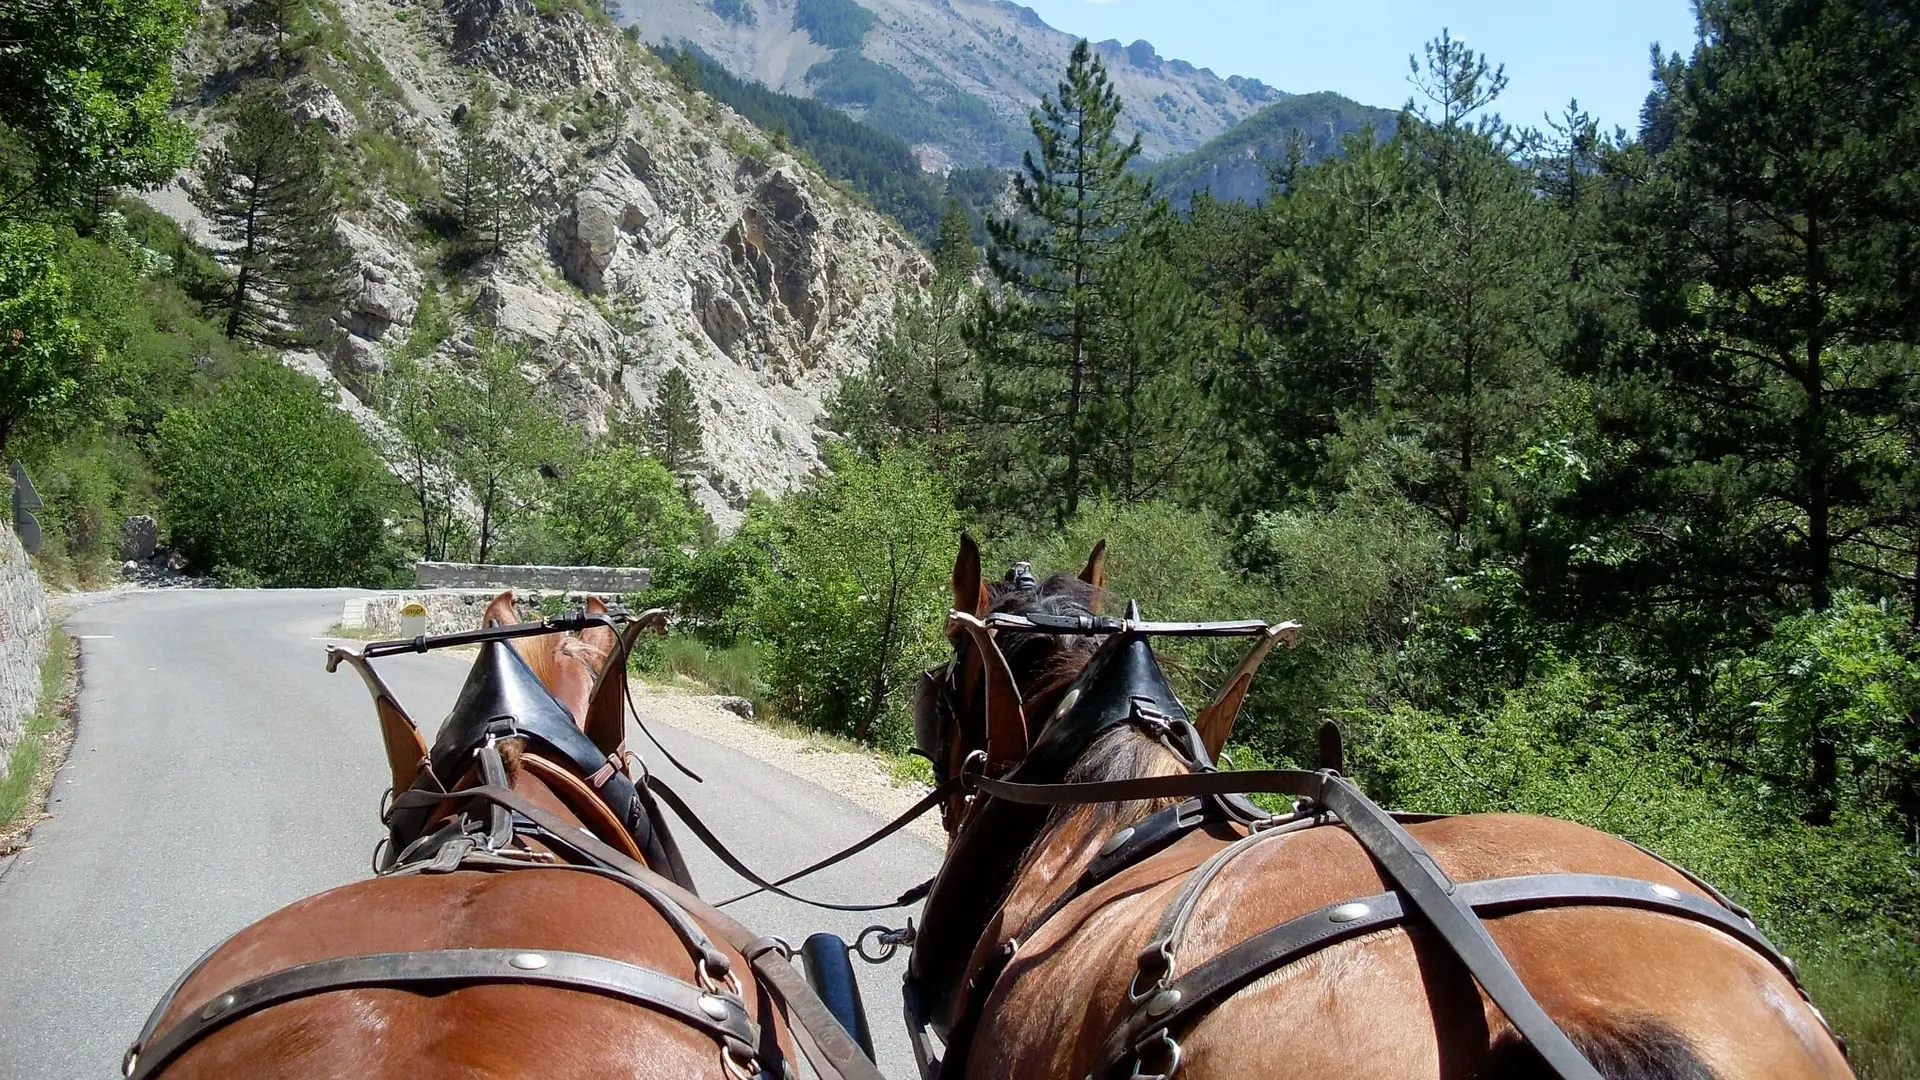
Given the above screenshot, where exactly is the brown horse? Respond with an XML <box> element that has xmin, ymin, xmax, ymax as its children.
<box><xmin>905</xmin><ymin>538</ymin><xmax>1853</xmax><ymax>1080</ymax></box>
<box><xmin>124</xmin><ymin>593</ymin><xmax>871</xmax><ymax>1080</ymax></box>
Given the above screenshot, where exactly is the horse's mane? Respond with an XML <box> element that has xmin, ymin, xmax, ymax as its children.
<box><xmin>983</xmin><ymin>572</ymin><xmax>1186</xmax><ymax>835</ymax></box>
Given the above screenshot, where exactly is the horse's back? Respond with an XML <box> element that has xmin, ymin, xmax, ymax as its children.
<box><xmin>154</xmin><ymin>869</ymin><xmax>725</xmax><ymax>1079</ymax></box>
<box><xmin>979</xmin><ymin>812</ymin><xmax>1850</xmax><ymax>1080</ymax></box>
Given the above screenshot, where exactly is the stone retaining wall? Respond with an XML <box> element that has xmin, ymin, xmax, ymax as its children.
<box><xmin>345</xmin><ymin>589</ymin><xmax>635</xmax><ymax>637</ymax></box>
<box><xmin>0</xmin><ymin>524</ymin><xmax>49</xmax><ymax>781</ymax></box>
<box><xmin>414</xmin><ymin>563</ymin><xmax>650</xmax><ymax>593</ymax></box>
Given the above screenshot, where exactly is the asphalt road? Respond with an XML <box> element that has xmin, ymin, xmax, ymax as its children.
<box><xmin>0</xmin><ymin>589</ymin><xmax>941</xmax><ymax>1079</ymax></box>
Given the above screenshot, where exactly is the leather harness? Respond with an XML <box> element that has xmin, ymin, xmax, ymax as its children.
<box><xmin>902</xmin><ymin>613</ymin><xmax>1844</xmax><ymax>1080</ymax></box>
<box><xmin>125</xmin><ymin>618</ymin><xmax>889</xmax><ymax>1080</ymax></box>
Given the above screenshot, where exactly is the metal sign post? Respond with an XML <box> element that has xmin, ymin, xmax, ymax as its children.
<box><xmin>9</xmin><ymin>460</ymin><xmax>43</xmax><ymax>555</ymax></box>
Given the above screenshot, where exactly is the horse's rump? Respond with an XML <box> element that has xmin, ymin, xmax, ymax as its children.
<box><xmin>145</xmin><ymin>848</ymin><xmax>769</xmax><ymax>1077</ymax></box>
<box><xmin>978</xmin><ymin>811</ymin><xmax>1846</xmax><ymax>1080</ymax></box>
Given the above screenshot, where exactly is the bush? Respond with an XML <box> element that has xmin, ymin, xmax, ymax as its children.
<box><xmin>157</xmin><ymin>360</ymin><xmax>403</xmax><ymax>586</ymax></box>
<box><xmin>755</xmin><ymin>448</ymin><xmax>958</xmax><ymax>746</ymax></box>
<box><xmin>994</xmin><ymin>500</ymin><xmax>1286</xmax><ymax>742</ymax></box>
<box><xmin>1347</xmin><ymin>661</ymin><xmax>1920</xmax><ymax>945</ymax></box>
<box><xmin>1711</xmin><ymin>594</ymin><xmax>1920</xmax><ymax>829</ymax></box>
<box><xmin>542</xmin><ymin>444</ymin><xmax>704</xmax><ymax>566</ymax></box>
<box><xmin>650</xmin><ymin>502</ymin><xmax>780</xmax><ymax>646</ymax></box>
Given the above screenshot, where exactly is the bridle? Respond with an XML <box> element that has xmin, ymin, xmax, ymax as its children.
<box><xmin>124</xmin><ymin>611</ymin><xmax>888</xmax><ymax>1080</ymax></box>
<box><xmin>901</xmin><ymin>580</ymin><xmax>1845</xmax><ymax>1080</ymax></box>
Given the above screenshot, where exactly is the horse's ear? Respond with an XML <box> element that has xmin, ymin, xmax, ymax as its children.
<box><xmin>482</xmin><ymin>589</ymin><xmax>517</xmax><ymax>628</ymax></box>
<box><xmin>1079</xmin><ymin>539</ymin><xmax>1108</xmax><ymax>590</ymax></box>
<box><xmin>952</xmin><ymin>534</ymin><xmax>989</xmax><ymax>617</ymax></box>
<box><xmin>579</xmin><ymin>596</ymin><xmax>626</xmax><ymax>753</ymax></box>
<box><xmin>1195</xmin><ymin>621</ymin><xmax>1303</xmax><ymax>761</ymax></box>
<box><xmin>579</xmin><ymin>595</ymin><xmax>616</xmax><ymax>654</ymax></box>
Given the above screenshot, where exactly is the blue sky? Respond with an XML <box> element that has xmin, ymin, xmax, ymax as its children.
<box><xmin>1015</xmin><ymin>0</ymin><xmax>1702</xmax><ymax>136</ymax></box>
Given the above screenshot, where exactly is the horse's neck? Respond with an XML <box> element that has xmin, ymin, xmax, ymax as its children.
<box><xmin>504</xmin><ymin>767</ymin><xmax>592</xmax><ymax>849</ymax></box>
<box><xmin>992</xmin><ymin>731</ymin><xmax>1189</xmax><ymax>944</ymax></box>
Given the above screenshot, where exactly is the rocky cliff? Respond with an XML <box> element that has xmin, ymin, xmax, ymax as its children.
<box><xmin>158</xmin><ymin>0</ymin><xmax>930</xmax><ymax>525</ymax></box>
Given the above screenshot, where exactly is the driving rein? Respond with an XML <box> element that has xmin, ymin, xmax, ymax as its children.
<box><xmin>901</xmin><ymin>611</ymin><xmax>1842</xmax><ymax>1080</ymax></box>
<box><xmin>123</xmin><ymin>615</ymin><xmax>887</xmax><ymax>1080</ymax></box>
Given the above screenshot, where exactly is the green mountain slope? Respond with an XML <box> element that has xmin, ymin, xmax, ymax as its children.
<box><xmin>1151</xmin><ymin>92</ymin><xmax>1399</xmax><ymax>205</ymax></box>
<box><xmin>663</xmin><ymin>45</ymin><xmax>1004</xmax><ymax>245</ymax></box>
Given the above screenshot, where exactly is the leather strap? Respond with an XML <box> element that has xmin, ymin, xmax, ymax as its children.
<box><xmin>647</xmin><ymin>773</ymin><xmax>954</xmax><ymax>912</ymax></box>
<box><xmin>125</xmin><ymin>949</ymin><xmax>754</xmax><ymax>1080</ymax></box>
<box><xmin>1316</xmin><ymin>778</ymin><xmax>1605</xmax><ymax>1080</ymax></box>
<box><xmin>389</xmin><ymin>785</ymin><xmax>731</xmax><ymax>978</ymax></box>
<box><xmin>1091</xmin><ymin>871</ymin><xmax>1796</xmax><ymax>1078</ymax></box>
<box><xmin>439</xmin><ymin>783</ymin><xmax>889</xmax><ymax>1080</ymax></box>
<box><xmin>1131</xmin><ymin>820</ymin><xmax>1291</xmax><ymax>997</ymax></box>
<box><xmin>971</xmin><ymin>768</ymin><xmax>1326</xmax><ymax>807</ymax></box>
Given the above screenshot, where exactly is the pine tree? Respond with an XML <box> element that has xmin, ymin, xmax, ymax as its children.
<box><xmin>932</xmin><ymin>200</ymin><xmax>976</xmax><ymax>285</ymax></box>
<box><xmin>973</xmin><ymin>39</ymin><xmax>1153</xmax><ymax>522</ymax></box>
<box><xmin>1380</xmin><ymin>32</ymin><xmax>1556</xmax><ymax>545</ymax></box>
<box><xmin>452</xmin><ymin>113</ymin><xmax>536</xmax><ymax>258</ymax></box>
<box><xmin>1606</xmin><ymin>0</ymin><xmax>1920</xmax><ymax>618</ymax></box>
<box><xmin>641</xmin><ymin>366</ymin><xmax>707</xmax><ymax>487</ymax></box>
<box><xmin>192</xmin><ymin>88</ymin><xmax>352</xmax><ymax>346</ymax></box>
<box><xmin>670</xmin><ymin>48</ymin><xmax>701</xmax><ymax>94</ymax></box>
<box><xmin>828</xmin><ymin>281</ymin><xmax>972</xmax><ymax>457</ymax></box>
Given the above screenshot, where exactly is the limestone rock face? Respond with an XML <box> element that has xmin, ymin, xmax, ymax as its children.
<box><xmin>156</xmin><ymin>0</ymin><xmax>931</xmax><ymax>527</ymax></box>
<box><xmin>120</xmin><ymin>515</ymin><xmax>158</xmax><ymax>562</ymax></box>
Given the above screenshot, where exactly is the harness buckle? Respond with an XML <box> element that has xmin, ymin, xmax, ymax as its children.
<box><xmin>1127</xmin><ymin>943</ymin><xmax>1175</xmax><ymax>1002</ymax></box>
<box><xmin>698</xmin><ymin>957</ymin><xmax>746</xmax><ymax>1000</ymax></box>
<box><xmin>1128</xmin><ymin>1032</ymin><xmax>1182</xmax><ymax>1080</ymax></box>
<box><xmin>721</xmin><ymin>1039</ymin><xmax>761</xmax><ymax>1080</ymax></box>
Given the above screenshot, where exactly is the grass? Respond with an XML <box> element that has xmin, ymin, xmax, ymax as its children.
<box><xmin>636</xmin><ymin>634</ymin><xmax>769</xmax><ymax>717</ymax></box>
<box><xmin>0</xmin><ymin>627</ymin><xmax>75</xmax><ymax>840</ymax></box>
<box><xmin>1800</xmin><ymin>941</ymin><xmax>1920</xmax><ymax>1079</ymax></box>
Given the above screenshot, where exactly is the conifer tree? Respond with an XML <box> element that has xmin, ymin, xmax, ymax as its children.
<box><xmin>192</xmin><ymin>88</ymin><xmax>352</xmax><ymax>346</ymax></box>
<box><xmin>1380</xmin><ymin>32</ymin><xmax>1555</xmax><ymax>545</ymax></box>
<box><xmin>973</xmin><ymin>39</ymin><xmax>1153</xmax><ymax>522</ymax></box>
<box><xmin>641</xmin><ymin>366</ymin><xmax>708</xmax><ymax>487</ymax></box>
<box><xmin>452</xmin><ymin>113</ymin><xmax>536</xmax><ymax>258</ymax></box>
<box><xmin>932</xmin><ymin>201</ymin><xmax>976</xmax><ymax>285</ymax></box>
<box><xmin>1605</xmin><ymin>0</ymin><xmax>1920</xmax><ymax>618</ymax></box>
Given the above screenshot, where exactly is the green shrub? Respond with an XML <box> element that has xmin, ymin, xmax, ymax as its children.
<box><xmin>755</xmin><ymin>447</ymin><xmax>958</xmax><ymax>747</ymax></box>
<box><xmin>1711</xmin><ymin>593</ymin><xmax>1920</xmax><ymax>828</ymax></box>
<box><xmin>650</xmin><ymin>507</ymin><xmax>779</xmax><ymax>646</ymax></box>
<box><xmin>157</xmin><ymin>360</ymin><xmax>403</xmax><ymax>586</ymax></box>
<box><xmin>542</xmin><ymin>444</ymin><xmax>704</xmax><ymax>566</ymax></box>
<box><xmin>1799</xmin><ymin>940</ymin><xmax>1920</xmax><ymax>1080</ymax></box>
<box><xmin>1347</xmin><ymin>662</ymin><xmax>1920</xmax><ymax>945</ymax></box>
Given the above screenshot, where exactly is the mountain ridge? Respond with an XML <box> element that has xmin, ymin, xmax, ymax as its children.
<box><xmin>622</xmin><ymin>0</ymin><xmax>1286</xmax><ymax>167</ymax></box>
<box><xmin>1151</xmin><ymin>91</ymin><xmax>1401</xmax><ymax>206</ymax></box>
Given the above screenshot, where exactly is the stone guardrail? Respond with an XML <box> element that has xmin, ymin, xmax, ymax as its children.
<box><xmin>1</xmin><ymin>517</ymin><xmax>49</xmax><ymax>781</ymax></box>
<box><xmin>413</xmin><ymin>562</ymin><xmax>650</xmax><ymax>593</ymax></box>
